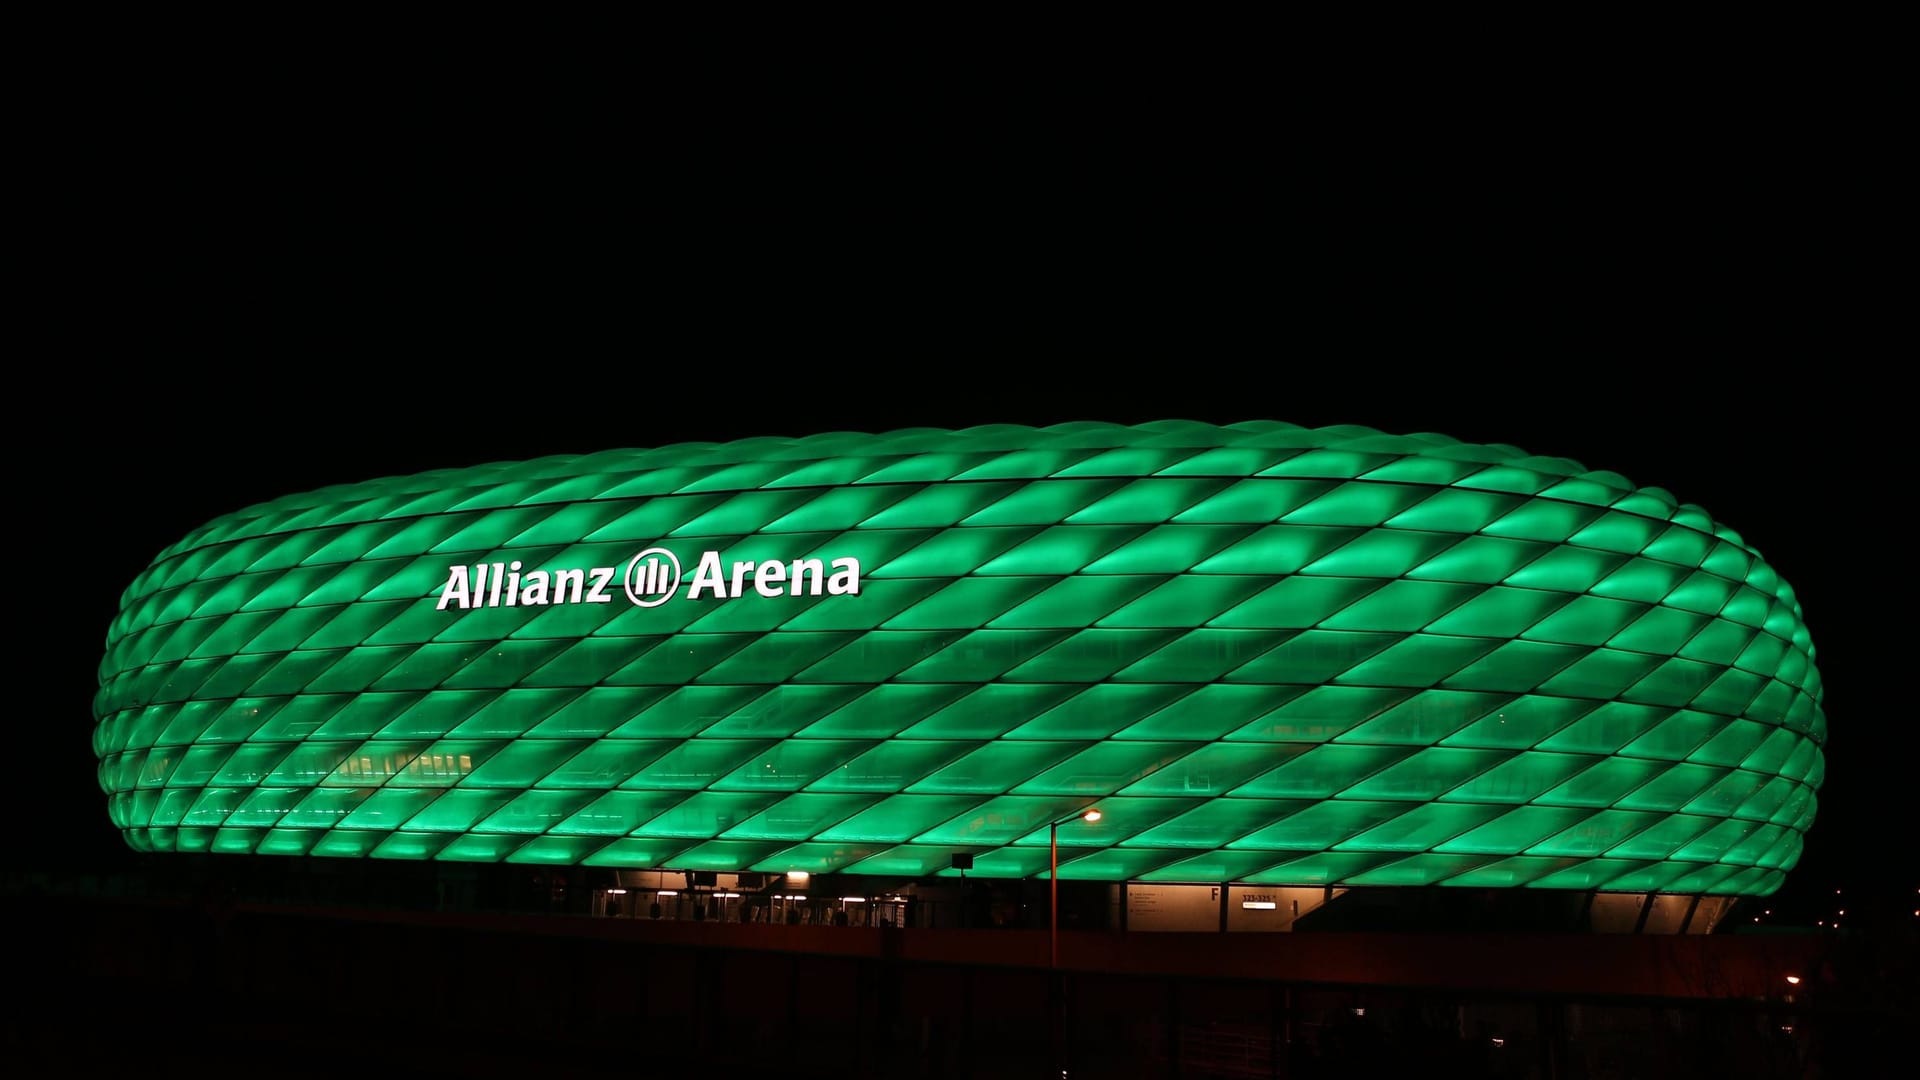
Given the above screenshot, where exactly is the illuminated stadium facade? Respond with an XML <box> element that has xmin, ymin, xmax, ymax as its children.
<box><xmin>93</xmin><ymin>422</ymin><xmax>1825</xmax><ymax>909</ymax></box>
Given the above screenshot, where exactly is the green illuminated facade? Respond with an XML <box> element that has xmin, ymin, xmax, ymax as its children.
<box><xmin>94</xmin><ymin>422</ymin><xmax>1824</xmax><ymax>895</ymax></box>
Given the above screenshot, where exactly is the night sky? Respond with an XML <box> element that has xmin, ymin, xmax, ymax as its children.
<box><xmin>25</xmin><ymin>63</ymin><xmax>1899</xmax><ymax>917</ymax></box>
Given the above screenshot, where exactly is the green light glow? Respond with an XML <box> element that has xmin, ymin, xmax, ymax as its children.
<box><xmin>95</xmin><ymin>421</ymin><xmax>1824</xmax><ymax>895</ymax></box>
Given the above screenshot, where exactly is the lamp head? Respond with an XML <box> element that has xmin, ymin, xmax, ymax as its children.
<box><xmin>1081</xmin><ymin>808</ymin><xmax>1103</xmax><ymax>823</ymax></box>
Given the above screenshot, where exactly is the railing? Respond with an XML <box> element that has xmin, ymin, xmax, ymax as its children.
<box><xmin>1174</xmin><ymin>1024</ymin><xmax>1276</xmax><ymax>1078</ymax></box>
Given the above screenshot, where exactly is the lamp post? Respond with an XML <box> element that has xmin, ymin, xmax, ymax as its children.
<box><xmin>1047</xmin><ymin>806</ymin><xmax>1102</xmax><ymax>1080</ymax></box>
<box><xmin>1049</xmin><ymin>807</ymin><xmax>1102</xmax><ymax>969</ymax></box>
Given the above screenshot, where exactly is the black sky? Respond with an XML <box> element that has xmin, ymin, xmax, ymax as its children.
<box><xmin>26</xmin><ymin>57</ymin><xmax>1900</xmax><ymax>912</ymax></box>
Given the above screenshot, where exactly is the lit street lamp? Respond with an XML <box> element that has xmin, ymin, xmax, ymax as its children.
<box><xmin>1047</xmin><ymin>806</ymin><xmax>1103</xmax><ymax>1080</ymax></box>
<box><xmin>1050</xmin><ymin>807</ymin><xmax>1102</xmax><ymax>969</ymax></box>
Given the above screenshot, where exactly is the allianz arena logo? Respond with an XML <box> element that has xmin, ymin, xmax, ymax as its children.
<box><xmin>435</xmin><ymin>546</ymin><xmax>862</xmax><ymax>611</ymax></box>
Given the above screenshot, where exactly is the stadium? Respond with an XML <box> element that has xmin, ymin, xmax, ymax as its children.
<box><xmin>93</xmin><ymin>420</ymin><xmax>1825</xmax><ymax>933</ymax></box>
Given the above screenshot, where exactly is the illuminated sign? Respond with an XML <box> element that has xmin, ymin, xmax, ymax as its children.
<box><xmin>436</xmin><ymin>546</ymin><xmax>862</xmax><ymax>610</ymax></box>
